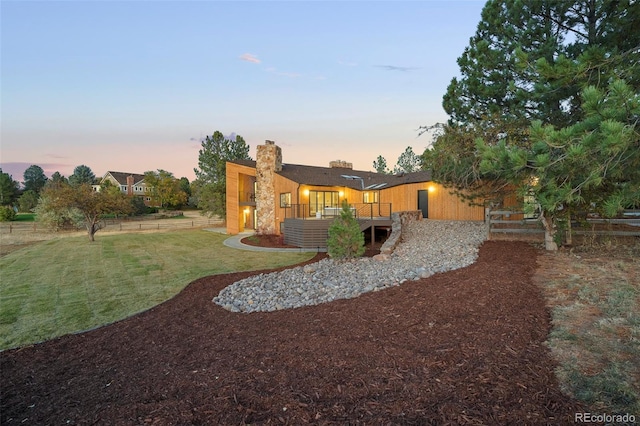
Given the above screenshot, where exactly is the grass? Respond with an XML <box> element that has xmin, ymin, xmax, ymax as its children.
<box><xmin>0</xmin><ymin>229</ymin><xmax>314</xmax><ymax>350</ymax></box>
<box><xmin>540</xmin><ymin>244</ymin><xmax>640</xmax><ymax>414</ymax></box>
<box><xmin>13</xmin><ymin>213</ymin><xmax>36</xmax><ymax>222</ymax></box>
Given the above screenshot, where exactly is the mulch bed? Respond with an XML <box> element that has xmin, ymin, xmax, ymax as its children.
<box><xmin>241</xmin><ymin>234</ymin><xmax>300</xmax><ymax>249</ymax></box>
<box><xmin>1</xmin><ymin>241</ymin><xmax>585</xmax><ymax>425</ymax></box>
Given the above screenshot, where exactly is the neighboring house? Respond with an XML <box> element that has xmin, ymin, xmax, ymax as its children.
<box><xmin>94</xmin><ymin>171</ymin><xmax>155</xmax><ymax>206</ymax></box>
<box><xmin>226</xmin><ymin>141</ymin><xmax>486</xmax><ymax>248</ymax></box>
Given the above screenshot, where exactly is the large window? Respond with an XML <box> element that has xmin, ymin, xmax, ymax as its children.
<box><xmin>309</xmin><ymin>190</ymin><xmax>339</xmax><ymax>216</ymax></box>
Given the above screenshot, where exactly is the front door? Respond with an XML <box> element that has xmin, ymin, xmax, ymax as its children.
<box><xmin>418</xmin><ymin>190</ymin><xmax>428</xmax><ymax>218</ymax></box>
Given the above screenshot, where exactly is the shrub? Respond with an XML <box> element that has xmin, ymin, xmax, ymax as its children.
<box><xmin>327</xmin><ymin>200</ymin><xmax>365</xmax><ymax>259</ymax></box>
<box><xmin>0</xmin><ymin>206</ymin><xmax>17</xmax><ymax>221</ymax></box>
<box><xmin>17</xmin><ymin>190</ymin><xmax>39</xmax><ymax>213</ymax></box>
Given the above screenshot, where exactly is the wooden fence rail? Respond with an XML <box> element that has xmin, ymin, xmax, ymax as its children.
<box><xmin>485</xmin><ymin>208</ymin><xmax>640</xmax><ymax>241</ymax></box>
<box><xmin>0</xmin><ymin>216</ymin><xmax>223</xmax><ymax>235</ymax></box>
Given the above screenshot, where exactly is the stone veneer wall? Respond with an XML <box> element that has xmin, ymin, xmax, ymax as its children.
<box><xmin>255</xmin><ymin>141</ymin><xmax>282</xmax><ymax>235</ymax></box>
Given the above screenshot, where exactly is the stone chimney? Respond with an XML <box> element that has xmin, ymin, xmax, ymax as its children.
<box><xmin>126</xmin><ymin>175</ymin><xmax>134</xmax><ymax>196</ymax></box>
<box><xmin>255</xmin><ymin>140</ymin><xmax>282</xmax><ymax>235</ymax></box>
<box><xmin>329</xmin><ymin>160</ymin><xmax>353</xmax><ymax>169</ymax></box>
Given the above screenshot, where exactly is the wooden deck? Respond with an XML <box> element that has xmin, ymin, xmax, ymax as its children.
<box><xmin>282</xmin><ymin>217</ymin><xmax>392</xmax><ymax>249</ymax></box>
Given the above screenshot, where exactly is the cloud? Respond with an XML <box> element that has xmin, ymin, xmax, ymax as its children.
<box><xmin>374</xmin><ymin>65</ymin><xmax>421</xmax><ymax>72</ymax></box>
<box><xmin>239</xmin><ymin>53</ymin><xmax>261</xmax><ymax>64</ymax></box>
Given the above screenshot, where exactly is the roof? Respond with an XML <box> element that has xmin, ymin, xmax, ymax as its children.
<box><xmin>229</xmin><ymin>160</ymin><xmax>432</xmax><ymax>190</ymax></box>
<box><xmin>102</xmin><ymin>171</ymin><xmax>146</xmax><ymax>186</ymax></box>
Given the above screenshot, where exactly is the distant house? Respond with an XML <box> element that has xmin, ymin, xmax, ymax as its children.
<box><xmin>94</xmin><ymin>171</ymin><xmax>155</xmax><ymax>206</ymax></box>
<box><xmin>226</xmin><ymin>141</ymin><xmax>485</xmax><ymax>248</ymax></box>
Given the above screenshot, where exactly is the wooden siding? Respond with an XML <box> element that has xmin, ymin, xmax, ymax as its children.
<box><xmin>226</xmin><ymin>163</ymin><xmax>257</xmax><ymax>235</ymax></box>
<box><xmin>283</xmin><ymin>218</ymin><xmax>331</xmax><ymax>249</ymax></box>
<box><xmin>379</xmin><ymin>182</ymin><xmax>484</xmax><ymax>221</ymax></box>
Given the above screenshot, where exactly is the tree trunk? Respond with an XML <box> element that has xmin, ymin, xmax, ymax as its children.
<box><xmin>540</xmin><ymin>212</ymin><xmax>558</xmax><ymax>251</ymax></box>
<box><xmin>86</xmin><ymin>221</ymin><xmax>98</xmax><ymax>242</ymax></box>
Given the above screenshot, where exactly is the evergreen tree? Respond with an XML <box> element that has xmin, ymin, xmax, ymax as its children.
<box><xmin>327</xmin><ymin>200</ymin><xmax>365</xmax><ymax>259</ymax></box>
<box><xmin>23</xmin><ymin>165</ymin><xmax>48</xmax><ymax>194</ymax></box>
<box><xmin>479</xmin><ymin>79</ymin><xmax>640</xmax><ymax>250</ymax></box>
<box><xmin>0</xmin><ymin>169</ymin><xmax>19</xmax><ymax>206</ymax></box>
<box><xmin>69</xmin><ymin>165</ymin><xmax>96</xmax><ymax>186</ymax></box>
<box><xmin>193</xmin><ymin>131</ymin><xmax>251</xmax><ymax>218</ymax></box>
<box><xmin>392</xmin><ymin>146</ymin><xmax>422</xmax><ymax>174</ymax></box>
<box><xmin>49</xmin><ymin>172</ymin><xmax>68</xmax><ymax>187</ymax></box>
<box><xmin>443</xmin><ymin>0</ymin><xmax>639</xmax><ymax>128</ymax></box>
<box><xmin>372</xmin><ymin>155</ymin><xmax>390</xmax><ymax>174</ymax></box>
<box><xmin>422</xmin><ymin>0</ymin><xmax>640</xmax><ymax>249</ymax></box>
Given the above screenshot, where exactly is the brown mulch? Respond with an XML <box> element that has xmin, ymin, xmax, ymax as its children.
<box><xmin>0</xmin><ymin>241</ymin><xmax>585</xmax><ymax>425</ymax></box>
<box><xmin>241</xmin><ymin>234</ymin><xmax>299</xmax><ymax>249</ymax></box>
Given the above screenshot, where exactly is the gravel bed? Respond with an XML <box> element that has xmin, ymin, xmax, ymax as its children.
<box><xmin>214</xmin><ymin>220</ymin><xmax>486</xmax><ymax>312</ymax></box>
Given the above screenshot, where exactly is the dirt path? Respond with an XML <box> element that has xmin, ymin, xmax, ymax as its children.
<box><xmin>1</xmin><ymin>241</ymin><xmax>584</xmax><ymax>425</ymax></box>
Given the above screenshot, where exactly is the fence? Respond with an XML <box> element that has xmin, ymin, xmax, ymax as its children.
<box><xmin>486</xmin><ymin>208</ymin><xmax>640</xmax><ymax>241</ymax></box>
<box><xmin>0</xmin><ymin>213</ymin><xmax>223</xmax><ymax>235</ymax></box>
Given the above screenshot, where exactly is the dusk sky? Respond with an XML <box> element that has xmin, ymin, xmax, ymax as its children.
<box><xmin>1</xmin><ymin>1</ymin><xmax>486</xmax><ymax>183</ymax></box>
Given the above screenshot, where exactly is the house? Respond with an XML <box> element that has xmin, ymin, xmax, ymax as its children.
<box><xmin>95</xmin><ymin>171</ymin><xmax>154</xmax><ymax>206</ymax></box>
<box><xmin>226</xmin><ymin>141</ymin><xmax>486</xmax><ymax>248</ymax></box>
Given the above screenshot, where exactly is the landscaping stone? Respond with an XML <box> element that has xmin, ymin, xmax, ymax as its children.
<box><xmin>214</xmin><ymin>220</ymin><xmax>486</xmax><ymax>312</ymax></box>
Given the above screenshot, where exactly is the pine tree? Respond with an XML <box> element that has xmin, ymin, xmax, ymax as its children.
<box><xmin>193</xmin><ymin>131</ymin><xmax>251</xmax><ymax>218</ymax></box>
<box><xmin>327</xmin><ymin>200</ymin><xmax>365</xmax><ymax>259</ymax></box>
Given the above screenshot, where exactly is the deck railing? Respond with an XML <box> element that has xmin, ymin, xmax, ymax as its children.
<box><xmin>283</xmin><ymin>203</ymin><xmax>392</xmax><ymax>220</ymax></box>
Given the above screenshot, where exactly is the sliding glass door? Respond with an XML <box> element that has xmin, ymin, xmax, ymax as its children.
<box><xmin>309</xmin><ymin>190</ymin><xmax>339</xmax><ymax>216</ymax></box>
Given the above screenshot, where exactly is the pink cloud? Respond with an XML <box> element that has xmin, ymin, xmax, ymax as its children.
<box><xmin>239</xmin><ymin>53</ymin><xmax>261</xmax><ymax>64</ymax></box>
<box><xmin>0</xmin><ymin>162</ymin><xmax>73</xmax><ymax>180</ymax></box>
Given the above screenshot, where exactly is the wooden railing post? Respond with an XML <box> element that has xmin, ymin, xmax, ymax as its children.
<box><xmin>485</xmin><ymin>207</ymin><xmax>491</xmax><ymax>240</ymax></box>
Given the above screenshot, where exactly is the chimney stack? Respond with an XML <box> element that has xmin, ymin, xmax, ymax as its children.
<box><xmin>126</xmin><ymin>175</ymin><xmax>134</xmax><ymax>196</ymax></box>
<box><xmin>255</xmin><ymin>140</ymin><xmax>282</xmax><ymax>235</ymax></box>
<box><xmin>329</xmin><ymin>160</ymin><xmax>353</xmax><ymax>169</ymax></box>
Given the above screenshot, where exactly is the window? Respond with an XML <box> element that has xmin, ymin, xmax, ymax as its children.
<box><xmin>363</xmin><ymin>191</ymin><xmax>379</xmax><ymax>203</ymax></box>
<box><xmin>280</xmin><ymin>192</ymin><xmax>291</xmax><ymax>207</ymax></box>
<box><xmin>309</xmin><ymin>190</ymin><xmax>339</xmax><ymax>216</ymax></box>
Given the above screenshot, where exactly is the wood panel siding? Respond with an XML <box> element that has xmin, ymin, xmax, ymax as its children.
<box><xmin>226</xmin><ymin>163</ymin><xmax>257</xmax><ymax>235</ymax></box>
<box><xmin>425</xmin><ymin>183</ymin><xmax>485</xmax><ymax>221</ymax></box>
<box><xmin>379</xmin><ymin>182</ymin><xmax>484</xmax><ymax>221</ymax></box>
<box><xmin>283</xmin><ymin>218</ymin><xmax>331</xmax><ymax>249</ymax></box>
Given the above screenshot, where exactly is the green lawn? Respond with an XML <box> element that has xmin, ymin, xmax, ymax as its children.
<box><xmin>0</xmin><ymin>230</ymin><xmax>313</xmax><ymax>350</ymax></box>
<box><xmin>14</xmin><ymin>213</ymin><xmax>36</xmax><ymax>222</ymax></box>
